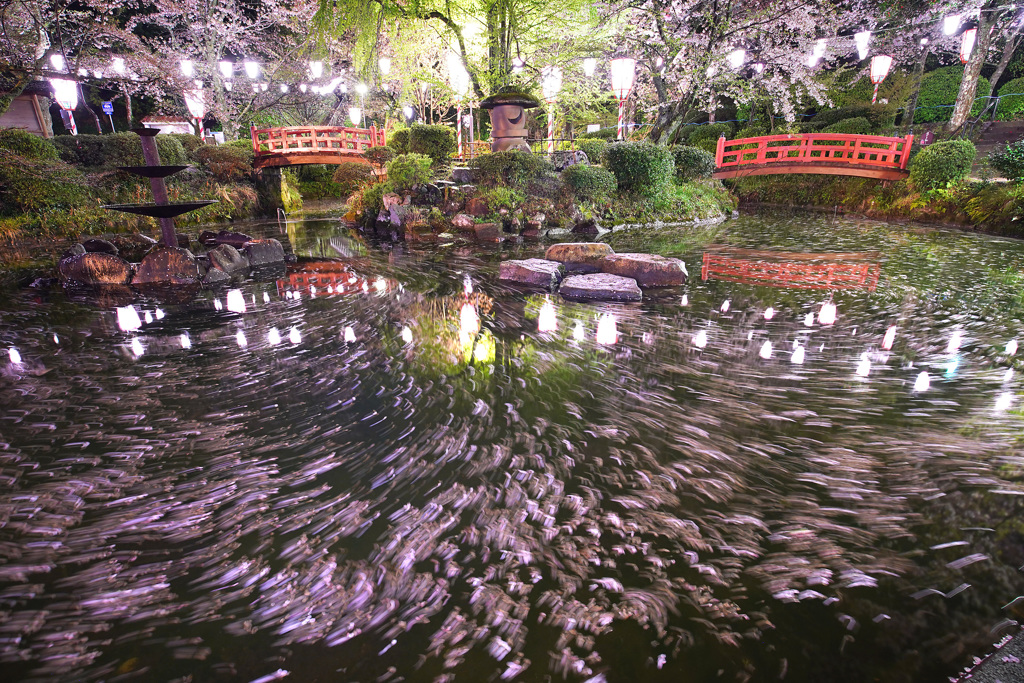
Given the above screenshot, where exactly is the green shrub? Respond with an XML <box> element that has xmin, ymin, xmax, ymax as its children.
<box><xmin>692</xmin><ymin>137</ymin><xmax>720</xmax><ymax>155</ymax></box>
<box><xmin>100</xmin><ymin>132</ymin><xmax>145</xmax><ymax>166</ymax></box>
<box><xmin>821</xmin><ymin>117</ymin><xmax>873</xmax><ymax>135</ymax></box>
<box><xmin>989</xmin><ymin>139</ymin><xmax>1024</xmax><ymax>179</ymax></box>
<box><xmin>578</xmin><ymin>127</ymin><xmax>617</xmax><ymax>140</ymax></box>
<box><xmin>194</xmin><ymin>145</ymin><xmax>254</xmax><ymax>183</ymax></box>
<box><xmin>734</xmin><ymin>126</ymin><xmax>767</xmax><ymax>139</ymax></box>
<box><xmin>469</xmin><ymin>151</ymin><xmax>553</xmax><ymax>188</ymax></box>
<box><xmin>915</xmin><ymin>66</ymin><xmax>990</xmax><ymax>124</ymax></box>
<box><xmin>0</xmin><ymin>128</ymin><xmax>58</xmax><ymax>160</ymax></box>
<box><xmin>386</xmin><ymin>153</ymin><xmax>433</xmax><ymax>193</ymax></box>
<box><xmin>51</xmin><ymin>135</ymin><xmax>105</xmax><ymax>166</ymax></box>
<box><xmin>672</xmin><ymin>145</ymin><xmax>716</xmax><ymax>181</ymax></box>
<box><xmin>155</xmin><ymin>135</ymin><xmax>188</xmax><ymax>166</ymax></box>
<box><xmin>909</xmin><ymin>138</ymin><xmax>976</xmax><ymax>191</ymax></box>
<box><xmin>363</xmin><ymin>146</ymin><xmax>395</xmax><ymax>169</ymax></box>
<box><xmin>606</xmin><ymin>141</ymin><xmax>675</xmax><ymax>197</ymax></box>
<box><xmin>388</xmin><ymin>128</ymin><xmax>410</xmax><ymax>154</ymax></box>
<box><xmin>688</xmin><ymin>122</ymin><xmax>734</xmax><ymax>146</ymax></box>
<box><xmin>576</xmin><ymin>138</ymin><xmax>608</xmax><ymax>165</ymax></box>
<box><xmin>0</xmin><ymin>147</ymin><xmax>89</xmax><ymax>215</ymax></box>
<box><xmin>997</xmin><ymin>77</ymin><xmax>1024</xmax><ymax>120</ymax></box>
<box><xmin>408</xmin><ymin>124</ymin><xmax>456</xmax><ymax>166</ymax></box>
<box><xmin>811</xmin><ymin>105</ymin><xmax>893</xmax><ymax>130</ymax></box>
<box><xmin>361</xmin><ymin>182</ymin><xmax>387</xmax><ymax>214</ymax></box>
<box><xmin>166</xmin><ymin>133</ymin><xmax>205</xmax><ymax>160</ymax></box>
<box><xmin>332</xmin><ymin>162</ymin><xmax>375</xmax><ymax>195</ymax></box>
<box><xmin>562</xmin><ymin>164</ymin><xmax>617</xmax><ymax>203</ymax></box>
<box><xmin>480</xmin><ymin>186</ymin><xmax>524</xmax><ymax>212</ymax></box>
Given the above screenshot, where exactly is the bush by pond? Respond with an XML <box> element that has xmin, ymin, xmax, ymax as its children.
<box><xmin>387</xmin><ymin>153</ymin><xmax>433</xmax><ymax>193</ymax></box>
<box><xmin>193</xmin><ymin>144</ymin><xmax>254</xmax><ymax>183</ymax></box>
<box><xmin>561</xmin><ymin>164</ymin><xmax>617</xmax><ymax>203</ymax></box>
<box><xmin>331</xmin><ymin>162</ymin><xmax>375</xmax><ymax>196</ymax></box>
<box><xmin>914</xmin><ymin>66</ymin><xmax>990</xmax><ymax>124</ymax></box>
<box><xmin>576</xmin><ymin>138</ymin><xmax>608</xmax><ymax>165</ymax></box>
<box><xmin>408</xmin><ymin>124</ymin><xmax>456</xmax><ymax>167</ymax></box>
<box><xmin>388</xmin><ymin>128</ymin><xmax>410</xmax><ymax>155</ymax></box>
<box><xmin>606</xmin><ymin>141</ymin><xmax>675</xmax><ymax>197</ymax></box>
<box><xmin>470</xmin><ymin>151</ymin><xmax>553</xmax><ymax>188</ymax></box>
<box><xmin>909</xmin><ymin>139</ymin><xmax>976</xmax><ymax>191</ymax></box>
<box><xmin>989</xmin><ymin>139</ymin><xmax>1024</xmax><ymax>179</ymax></box>
<box><xmin>672</xmin><ymin>146</ymin><xmax>716</xmax><ymax>181</ymax></box>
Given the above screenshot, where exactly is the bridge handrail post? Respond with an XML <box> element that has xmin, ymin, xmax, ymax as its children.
<box><xmin>900</xmin><ymin>134</ymin><xmax>914</xmax><ymax>170</ymax></box>
<box><xmin>251</xmin><ymin>124</ymin><xmax>259</xmax><ymax>156</ymax></box>
<box><xmin>716</xmin><ymin>135</ymin><xmax>725</xmax><ymax>167</ymax></box>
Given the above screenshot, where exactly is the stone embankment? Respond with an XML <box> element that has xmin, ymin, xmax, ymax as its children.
<box><xmin>499</xmin><ymin>243</ymin><xmax>687</xmax><ymax>301</ymax></box>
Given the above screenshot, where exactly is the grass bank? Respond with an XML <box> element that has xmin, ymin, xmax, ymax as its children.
<box><xmin>730</xmin><ymin>175</ymin><xmax>1024</xmax><ymax>238</ymax></box>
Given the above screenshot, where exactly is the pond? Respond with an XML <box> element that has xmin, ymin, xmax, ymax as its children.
<box><xmin>2</xmin><ymin>212</ymin><xmax>1023</xmax><ymax>683</ymax></box>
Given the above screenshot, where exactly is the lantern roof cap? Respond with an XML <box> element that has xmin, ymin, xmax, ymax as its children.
<box><xmin>480</xmin><ymin>89</ymin><xmax>540</xmax><ymax>110</ymax></box>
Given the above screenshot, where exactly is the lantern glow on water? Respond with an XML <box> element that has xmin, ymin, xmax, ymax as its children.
<box><xmin>8</xmin><ymin>348</ymin><xmax>22</xmax><ymax>364</ymax></box>
<box><xmin>596</xmin><ymin>313</ymin><xmax>618</xmax><ymax>345</ymax></box>
<box><xmin>763</xmin><ymin>307</ymin><xmax>775</xmax><ymax>320</ymax></box>
<box><xmin>693</xmin><ymin>330</ymin><xmax>708</xmax><ymax>349</ymax></box>
<box><xmin>538</xmin><ymin>301</ymin><xmax>557</xmax><ymax>333</ymax></box>
<box><xmin>227</xmin><ymin>289</ymin><xmax>247</xmax><ymax>314</ymax></box>
<box><xmin>460</xmin><ymin>304</ymin><xmax>480</xmax><ymax>338</ymax></box>
<box><xmin>289</xmin><ymin>327</ymin><xmax>301</xmax><ymax>344</ymax></box>
<box><xmin>914</xmin><ymin>371</ymin><xmax>930</xmax><ymax>392</ymax></box>
<box><xmin>401</xmin><ymin>327</ymin><xmax>413</xmax><ymax>344</ymax></box>
<box><xmin>882</xmin><ymin>325</ymin><xmax>896</xmax><ymax>350</ymax></box>
<box><xmin>759</xmin><ymin>340</ymin><xmax>772</xmax><ymax>359</ymax></box>
<box><xmin>235</xmin><ymin>331</ymin><xmax>247</xmax><ymax>348</ymax></box>
<box><xmin>791</xmin><ymin>345</ymin><xmax>805</xmax><ymax>364</ymax></box>
<box><xmin>180</xmin><ymin>334</ymin><xmax>191</xmax><ymax>349</ymax></box>
<box><xmin>117</xmin><ymin>306</ymin><xmax>143</xmax><ymax>332</ymax></box>
<box><xmin>818</xmin><ymin>302</ymin><xmax>837</xmax><ymax>326</ymax></box>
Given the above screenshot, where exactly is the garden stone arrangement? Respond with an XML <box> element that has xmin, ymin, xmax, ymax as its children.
<box><xmin>499</xmin><ymin>242</ymin><xmax>687</xmax><ymax>301</ymax></box>
<box><xmin>57</xmin><ymin>230</ymin><xmax>287</xmax><ymax>292</ymax></box>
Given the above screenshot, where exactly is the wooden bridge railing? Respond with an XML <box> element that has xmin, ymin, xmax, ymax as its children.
<box><xmin>702</xmin><ymin>248</ymin><xmax>881</xmax><ymax>291</ymax></box>
<box><xmin>251</xmin><ymin>125</ymin><xmax>386</xmax><ymax>168</ymax></box>
<box><xmin>713</xmin><ymin>133</ymin><xmax>914</xmax><ymax>181</ymax></box>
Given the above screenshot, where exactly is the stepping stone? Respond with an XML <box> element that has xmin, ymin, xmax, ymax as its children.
<box><xmin>131</xmin><ymin>246</ymin><xmax>199</xmax><ymax>286</ymax></box>
<box><xmin>109</xmin><ymin>233</ymin><xmax>157</xmax><ymax>262</ymax></box>
<box><xmin>601</xmin><ymin>253</ymin><xmax>688</xmax><ymax>287</ymax></box>
<box><xmin>59</xmin><ymin>252</ymin><xmax>132</xmax><ymax>287</ymax></box>
<box><xmin>81</xmin><ymin>238</ymin><xmax>118</xmax><ymax>256</ymax></box>
<box><xmin>559</xmin><ymin>273</ymin><xmax>642</xmax><ymax>302</ymax></box>
<box><xmin>545</xmin><ymin>242</ymin><xmax>614</xmax><ymax>273</ymax></box>
<box><xmin>243</xmin><ymin>238</ymin><xmax>285</xmax><ymax>266</ymax></box>
<box><xmin>208</xmin><ymin>244</ymin><xmax>249</xmax><ymax>275</ymax></box>
<box><xmin>499</xmin><ymin>259</ymin><xmax>565</xmax><ymax>289</ymax></box>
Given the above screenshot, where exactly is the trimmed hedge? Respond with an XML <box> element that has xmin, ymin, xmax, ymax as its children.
<box><xmin>562</xmin><ymin>164</ymin><xmax>617</xmax><ymax>203</ymax></box>
<box><xmin>811</xmin><ymin>105</ymin><xmax>892</xmax><ymax>130</ymax></box>
<box><xmin>386</xmin><ymin>153</ymin><xmax>433</xmax><ymax>193</ymax></box>
<box><xmin>606</xmin><ymin>141</ymin><xmax>674</xmax><ymax>197</ymax></box>
<box><xmin>0</xmin><ymin>131</ymin><xmax>88</xmax><ymax>215</ymax></box>
<box><xmin>408</xmin><ymin>124</ymin><xmax>456</xmax><ymax>167</ymax></box>
<box><xmin>576</xmin><ymin>138</ymin><xmax>608</xmax><ymax>166</ymax></box>
<box><xmin>363</xmin><ymin>146</ymin><xmax>395</xmax><ymax>169</ymax></box>
<box><xmin>166</xmin><ymin>133</ymin><xmax>205</xmax><ymax>160</ymax></box>
<box><xmin>915</xmin><ymin>66</ymin><xmax>990</xmax><ymax>124</ymax></box>
<box><xmin>821</xmin><ymin>117</ymin><xmax>872</xmax><ymax>135</ymax></box>
<box><xmin>194</xmin><ymin>144</ymin><xmax>253</xmax><ymax>183</ymax></box>
<box><xmin>997</xmin><ymin>77</ymin><xmax>1024</xmax><ymax>120</ymax></box>
<box><xmin>909</xmin><ymin>138</ymin><xmax>976</xmax><ymax>191</ymax></box>
<box><xmin>50</xmin><ymin>132</ymin><xmax>187</xmax><ymax>167</ymax></box>
<box><xmin>672</xmin><ymin>145</ymin><xmax>716</xmax><ymax>181</ymax></box>
<box><xmin>687</xmin><ymin>122</ymin><xmax>734</xmax><ymax>146</ymax></box>
<box><xmin>388</xmin><ymin>128</ymin><xmax>410</xmax><ymax>154</ymax></box>
<box><xmin>578</xmin><ymin>127</ymin><xmax>617</xmax><ymax>140</ymax></box>
<box><xmin>989</xmin><ymin>139</ymin><xmax>1024</xmax><ymax>179</ymax></box>
<box><xmin>469</xmin><ymin>151</ymin><xmax>553</xmax><ymax>188</ymax></box>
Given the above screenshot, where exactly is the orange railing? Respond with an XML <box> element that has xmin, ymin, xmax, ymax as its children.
<box><xmin>251</xmin><ymin>125</ymin><xmax>386</xmax><ymax>158</ymax></box>
<box><xmin>715</xmin><ymin>133</ymin><xmax>913</xmax><ymax>173</ymax></box>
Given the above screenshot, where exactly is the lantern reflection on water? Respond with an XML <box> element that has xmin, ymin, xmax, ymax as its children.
<box><xmin>596</xmin><ymin>313</ymin><xmax>617</xmax><ymax>345</ymax></box>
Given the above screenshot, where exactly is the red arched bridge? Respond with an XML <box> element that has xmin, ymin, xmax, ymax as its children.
<box><xmin>251</xmin><ymin>125</ymin><xmax>386</xmax><ymax>170</ymax></box>
<box><xmin>713</xmin><ymin>133</ymin><xmax>914</xmax><ymax>181</ymax></box>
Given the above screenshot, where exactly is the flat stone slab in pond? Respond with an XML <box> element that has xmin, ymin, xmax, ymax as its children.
<box><xmin>499</xmin><ymin>259</ymin><xmax>565</xmax><ymax>289</ymax></box>
<box><xmin>601</xmin><ymin>253</ymin><xmax>688</xmax><ymax>287</ymax></box>
<box><xmin>59</xmin><ymin>252</ymin><xmax>132</xmax><ymax>287</ymax></box>
<box><xmin>559</xmin><ymin>273</ymin><xmax>642</xmax><ymax>302</ymax></box>
<box><xmin>545</xmin><ymin>243</ymin><xmax>614</xmax><ymax>273</ymax></box>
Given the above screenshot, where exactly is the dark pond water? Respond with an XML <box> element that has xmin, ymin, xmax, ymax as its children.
<box><xmin>2</xmin><ymin>213</ymin><xmax>1024</xmax><ymax>683</ymax></box>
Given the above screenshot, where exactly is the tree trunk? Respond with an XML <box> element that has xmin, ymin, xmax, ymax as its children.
<box><xmin>902</xmin><ymin>43</ymin><xmax>930</xmax><ymax>131</ymax></box>
<box><xmin>648</xmin><ymin>101</ymin><xmax>690</xmax><ymax>145</ymax></box>
<box><xmin>123</xmin><ymin>84</ymin><xmax>134</xmax><ymax>128</ymax></box>
<box><xmin>948</xmin><ymin>7</ymin><xmax>1002</xmax><ymax>131</ymax></box>
<box><xmin>987</xmin><ymin>26</ymin><xmax>1023</xmax><ymax>97</ymax></box>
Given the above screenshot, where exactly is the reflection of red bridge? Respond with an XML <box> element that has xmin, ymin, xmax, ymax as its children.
<box><xmin>251</xmin><ymin>125</ymin><xmax>386</xmax><ymax>170</ymax></box>
<box><xmin>713</xmin><ymin>133</ymin><xmax>913</xmax><ymax>181</ymax></box>
<box><xmin>276</xmin><ymin>262</ymin><xmax>371</xmax><ymax>297</ymax></box>
<box><xmin>702</xmin><ymin>248</ymin><xmax>881</xmax><ymax>291</ymax></box>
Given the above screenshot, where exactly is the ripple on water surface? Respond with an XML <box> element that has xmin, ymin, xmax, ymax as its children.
<box><xmin>1</xmin><ymin>213</ymin><xmax>1023</xmax><ymax>683</ymax></box>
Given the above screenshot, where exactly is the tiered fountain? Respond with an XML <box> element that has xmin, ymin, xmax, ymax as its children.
<box><xmin>102</xmin><ymin>127</ymin><xmax>216</xmax><ymax>287</ymax></box>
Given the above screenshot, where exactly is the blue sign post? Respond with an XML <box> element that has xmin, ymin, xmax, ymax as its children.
<box><xmin>101</xmin><ymin>101</ymin><xmax>115</xmax><ymax>133</ymax></box>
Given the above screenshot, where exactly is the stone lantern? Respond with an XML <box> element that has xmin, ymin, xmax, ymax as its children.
<box><xmin>479</xmin><ymin>91</ymin><xmax>540</xmax><ymax>153</ymax></box>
